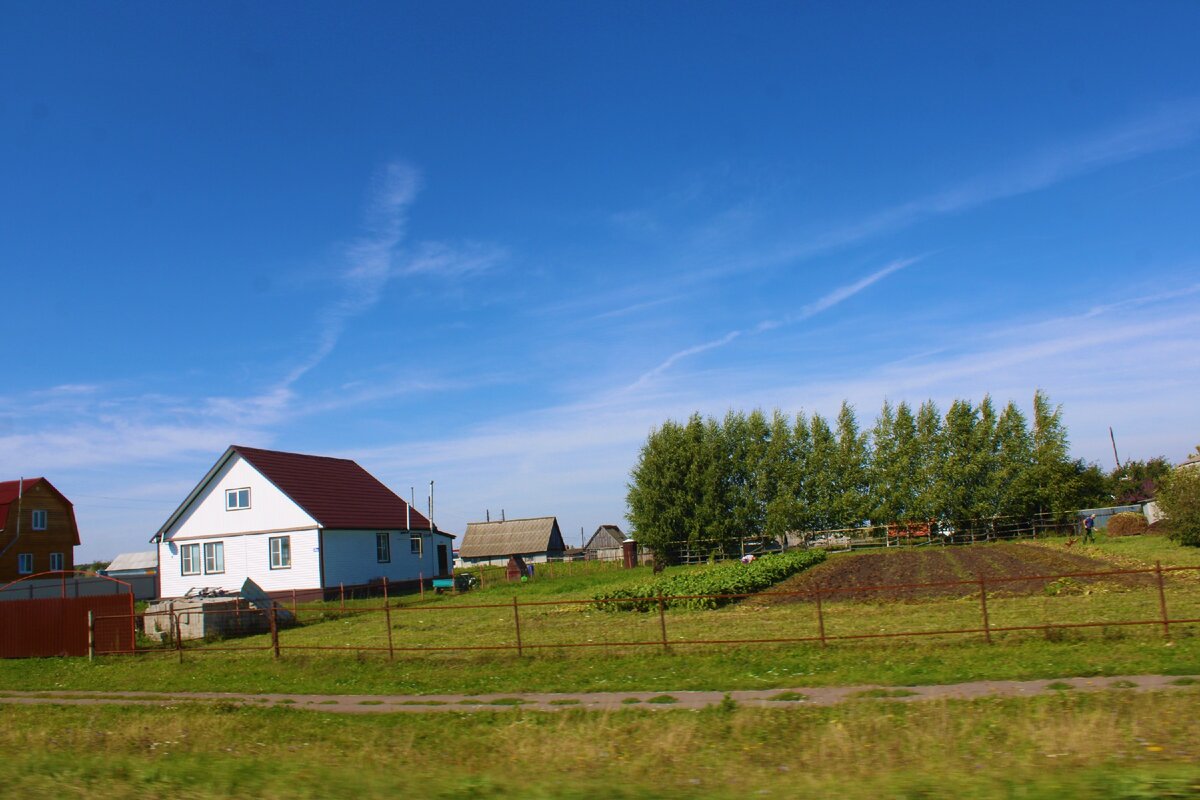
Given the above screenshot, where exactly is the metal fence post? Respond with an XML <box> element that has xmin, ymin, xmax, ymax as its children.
<box><xmin>815</xmin><ymin>587</ymin><xmax>827</xmax><ymax>647</ymax></box>
<box><xmin>87</xmin><ymin>611</ymin><xmax>95</xmax><ymax>661</ymax></box>
<box><xmin>1155</xmin><ymin>560</ymin><xmax>1171</xmax><ymax>640</ymax></box>
<box><xmin>512</xmin><ymin>596</ymin><xmax>523</xmax><ymax>657</ymax></box>
<box><xmin>657</xmin><ymin>590</ymin><xmax>669</xmax><ymax>652</ymax></box>
<box><xmin>270</xmin><ymin>603</ymin><xmax>280</xmax><ymax>659</ymax></box>
<box><xmin>174</xmin><ymin>611</ymin><xmax>184</xmax><ymax>663</ymax></box>
<box><xmin>340</xmin><ymin>582</ymin><xmax>345</xmax><ymax>610</ymax></box>
<box><xmin>384</xmin><ymin>597</ymin><xmax>395</xmax><ymax>661</ymax></box>
<box><xmin>978</xmin><ymin>577</ymin><xmax>992</xmax><ymax>644</ymax></box>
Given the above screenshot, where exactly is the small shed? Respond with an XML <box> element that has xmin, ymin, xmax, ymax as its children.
<box><xmin>102</xmin><ymin>550</ymin><xmax>158</xmax><ymax>577</ymax></box>
<box><xmin>459</xmin><ymin>517</ymin><xmax>566</xmax><ymax>566</ymax></box>
<box><xmin>583</xmin><ymin>524</ymin><xmax>630</xmax><ymax>561</ymax></box>
<box><xmin>505</xmin><ymin>555</ymin><xmax>528</xmax><ymax>582</ymax></box>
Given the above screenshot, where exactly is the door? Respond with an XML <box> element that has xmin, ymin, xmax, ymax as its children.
<box><xmin>437</xmin><ymin>544</ymin><xmax>449</xmax><ymax>577</ymax></box>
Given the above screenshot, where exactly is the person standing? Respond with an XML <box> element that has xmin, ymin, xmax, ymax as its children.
<box><xmin>1082</xmin><ymin>513</ymin><xmax>1097</xmax><ymax>544</ymax></box>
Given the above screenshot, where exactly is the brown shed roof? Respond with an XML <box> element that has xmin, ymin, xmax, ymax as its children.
<box><xmin>459</xmin><ymin>517</ymin><xmax>565</xmax><ymax>559</ymax></box>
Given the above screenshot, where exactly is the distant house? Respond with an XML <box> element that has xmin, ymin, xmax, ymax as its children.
<box><xmin>152</xmin><ymin>446</ymin><xmax>453</xmax><ymax>600</ymax></box>
<box><xmin>0</xmin><ymin>477</ymin><xmax>79</xmax><ymax>583</ymax></box>
<box><xmin>458</xmin><ymin>517</ymin><xmax>566</xmax><ymax>566</ymax></box>
<box><xmin>583</xmin><ymin>524</ymin><xmax>630</xmax><ymax>561</ymax></box>
<box><xmin>102</xmin><ymin>550</ymin><xmax>158</xmax><ymax>578</ymax></box>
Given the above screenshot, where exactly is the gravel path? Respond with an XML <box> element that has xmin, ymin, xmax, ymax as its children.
<box><xmin>0</xmin><ymin>674</ymin><xmax>1195</xmax><ymax>713</ymax></box>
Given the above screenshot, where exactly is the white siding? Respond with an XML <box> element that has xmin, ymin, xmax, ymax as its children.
<box><xmin>322</xmin><ymin>530</ymin><xmax>454</xmax><ymax>588</ymax></box>
<box><xmin>165</xmin><ymin>453</ymin><xmax>317</xmax><ymax>541</ymax></box>
<box><xmin>158</xmin><ymin>529</ymin><xmax>321</xmax><ymax>598</ymax></box>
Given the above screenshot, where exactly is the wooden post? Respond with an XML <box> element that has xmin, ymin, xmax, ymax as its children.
<box><xmin>291</xmin><ymin>588</ymin><xmax>297</xmax><ymax>618</ymax></box>
<box><xmin>419</xmin><ymin>571</ymin><xmax>424</xmax><ymax>599</ymax></box>
<box><xmin>978</xmin><ymin>577</ymin><xmax>992</xmax><ymax>644</ymax></box>
<box><xmin>1155</xmin><ymin>560</ymin><xmax>1171</xmax><ymax>639</ymax></box>
<box><xmin>512</xmin><ymin>596</ymin><xmax>523</xmax><ymax>657</ymax></box>
<box><xmin>657</xmin><ymin>590</ymin><xmax>669</xmax><ymax>652</ymax></box>
<box><xmin>269</xmin><ymin>604</ymin><xmax>280</xmax><ymax>659</ymax></box>
<box><xmin>384</xmin><ymin>579</ymin><xmax>394</xmax><ymax>661</ymax></box>
<box><xmin>340</xmin><ymin>582</ymin><xmax>345</xmax><ymax>609</ymax></box>
<box><xmin>87</xmin><ymin>611</ymin><xmax>95</xmax><ymax>661</ymax></box>
<box><xmin>815</xmin><ymin>587</ymin><xmax>827</xmax><ymax>647</ymax></box>
<box><xmin>174</xmin><ymin>611</ymin><xmax>184</xmax><ymax>663</ymax></box>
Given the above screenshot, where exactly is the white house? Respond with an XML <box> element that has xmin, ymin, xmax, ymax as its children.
<box><xmin>153</xmin><ymin>446</ymin><xmax>454</xmax><ymax>600</ymax></box>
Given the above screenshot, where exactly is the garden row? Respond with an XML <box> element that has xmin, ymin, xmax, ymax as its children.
<box><xmin>593</xmin><ymin>549</ymin><xmax>827</xmax><ymax>611</ymax></box>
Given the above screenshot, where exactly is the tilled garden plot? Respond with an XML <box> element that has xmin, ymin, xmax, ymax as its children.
<box><xmin>762</xmin><ymin>543</ymin><xmax>1158</xmax><ymax>603</ymax></box>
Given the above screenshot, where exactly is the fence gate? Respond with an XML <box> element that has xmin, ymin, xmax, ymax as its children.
<box><xmin>0</xmin><ymin>590</ymin><xmax>134</xmax><ymax>658</ymax></box>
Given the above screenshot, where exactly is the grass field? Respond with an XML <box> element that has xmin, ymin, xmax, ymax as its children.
<box><xmin>1</xmin><ymin>690</ymin><xmax>1198</xmax><ymax>799</ymax></box>
<box><xmin>0</xmin><ymin>534</ymin><xmax>1197</xmax><ymax>697</ymax></box>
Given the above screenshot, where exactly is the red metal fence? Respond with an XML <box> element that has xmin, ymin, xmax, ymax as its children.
<box><xmin>80</xmin><ymin>561</ymin><xmax>1200</xmax><ymax>662</ymax></box>
<box><xmin>0</xmin><ymin>593</ymin><xmax>134</xmax><ymax>658</ymax></box>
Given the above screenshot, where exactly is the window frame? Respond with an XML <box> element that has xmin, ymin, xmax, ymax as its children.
<box><xmin>204</xmin><ymin>541</ymin><xmax>225</xmax><ymax>574</ymax></box>
<box><xmin>269</xmin><ymin>536</ymin><xmax>291</xmax><ymax>570</ymax></box>
<box><xmin>31</xmin><ymin>509</ymin><xmax>48</xmax><ymax>530</ymax></box>
<box><xmin>180</xmin><ymin>543</ymin><xmax>201</xmax><ymax>576</ymax></box>
<box><xmin>17</xmin><ymin>553</ymin><xmax>33</xmax><ymax>574</ymax></box>
<box><xmin>49</xmin><ymin>552</ymin><xmax>64</xmax><ymax>571</ymax></box>
<box><xmin>410</xmin><ymin>533</ymin><xmax>423</xmax><ymax>557</ymax></box>
<box><xmin>376</xmin><ymin>532</ymin><xmax>391</xmax><ymax>563</ymax></box>
<box><xmin>225</xmin><ymin>487</ymin><xmax>251</xmax><ymax>511</ymax></box>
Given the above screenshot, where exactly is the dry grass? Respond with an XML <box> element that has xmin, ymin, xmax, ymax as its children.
<box><xmin>0</xmin><ymin>691</ymin><xmax>1198</xmax><ymax>798</ymax></box>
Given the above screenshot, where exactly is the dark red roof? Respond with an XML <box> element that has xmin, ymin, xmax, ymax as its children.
<box><xmin>232</xmin><ymin>446</ymin><xmax>431</xmax><ymax>531</ymax></box>
<box><xmin>0</xmin><ymin>477</ymin><xmax>48</xmax><ymax>505</ymax></box>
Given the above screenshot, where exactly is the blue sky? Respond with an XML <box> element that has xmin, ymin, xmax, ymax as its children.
<box><xmin>3</xmin><ymin>1</ymin><xmax>1199</xmax><ymax>559</ymax></box>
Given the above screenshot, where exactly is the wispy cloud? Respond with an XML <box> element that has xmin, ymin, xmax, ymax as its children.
<box><xmin>627</xmin><ymin>257</ymin><xmax>920</xmax><ymax>391</ymax></box>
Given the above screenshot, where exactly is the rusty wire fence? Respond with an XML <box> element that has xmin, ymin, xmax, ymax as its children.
<box><xmin>85</xmin><ymin>561</ymin><xmax>1200</xmax><ymax>663</ymax></box>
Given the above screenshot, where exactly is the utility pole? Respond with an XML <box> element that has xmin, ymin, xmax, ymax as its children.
<box><xmin>1109</xmin><ymin>427</ymin><xmax>1122</xmax><ymax>471</ymax></box>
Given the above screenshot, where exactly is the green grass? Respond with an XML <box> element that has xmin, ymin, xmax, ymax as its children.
<box><xmin>621</xmin><ymin>697</ymin><xmax>641</xmax><ymax>705</ymax></box>
<box><xmin>0</xmin><ymin>692</ymin><xmax>1198</xmax><ymax>798</ymax></box>
<box><xmin>645</xmin><ymin>694</ymin><xmax>678</xmax><ymax>704</ymax></box>
<box><xmin>4</xmin><ymin>538</ymin><xmax>1198</xmax><ymax>698</ymax></box>
<box><xmin>1046</xmin><ymin>681</ymin><xmax>1074</xmax><ymax>691</ymax></box>
<box><xmin>548</xmin><ymin>698</ymin><xmax>580</xmax><ymax>706</ymax></box>
<box><xmin>1170</xmin><ymin>677</ymin><xmax>1198</xmax><ymax>685</ymax></box>
<box><xmin>769</xmin><ymin>691</ymin><xmax>808</xmax><ymax>702</ymax></box>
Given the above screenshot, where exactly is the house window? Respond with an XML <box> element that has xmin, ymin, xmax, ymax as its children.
<box><xmin>376</xmin><ymin>532</ymin><xmax>391</xmax><ymax>563</ymax></box>
<box><xmin>269</xmin><ymin>536</ymin><xmax>291</xmax><ymax>569</ymax></box>
<box><xmin>226</xmin><ymin>488</ymin><xmax>251</xmax><ymax>511</ymax></box>
<box><xmin>204</xmin><ymin>542</ymin><xmax>225</xmax><ymax>574</ymax></box>
<box><xmin>17</xmin><ymin>553</ymin><xmax>33</xmax><ymax>574</ymax></box>
<box><xmin>180</xmin><ymin>543</ymin><xmax>201</xmax><ymax>576</ymax></box>
<box><xmin>50</xmin><ymin>552</ymin><xmax>64</xmax><ymax>571</ymax></box>
<box><xmin>31</xmin><ymin>510</ymin><xmax>48</xmax><ymax>530</ymax></box>
<box><xmin>410</xmin><ymin>533</ymin><xmax>422</xmax><ymax>556</ymax></box>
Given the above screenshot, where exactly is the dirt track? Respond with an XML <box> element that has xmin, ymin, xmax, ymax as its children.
<box><xmin>0</xmin><ymin>674</ymin><xmax>1195</xmax><ymax>714</ymax></box>
<box><xmin>763</xmin><ymin>542</ymin><xmax>1158</xmax><ymax>603</ymax></box>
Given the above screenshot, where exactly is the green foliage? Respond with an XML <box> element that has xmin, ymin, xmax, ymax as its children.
<box><xmin>1156</xmin><ymin>467</ymin><xmax>1200</xmax><ymax>546</ymax></box>
<box><xmin>1109</xmin><ymin>457</ymin><xmax>1174</xmax><ymax>504</ymax></box>
<box><xmin>592</xmin><ymin>549</ymin><xmax>826</xmax><ymax>611</ymax></box>
<box><xmin>628</xmin><ymin>391</ymin><xmax>1095</xmax><ymax>561</ymax></box>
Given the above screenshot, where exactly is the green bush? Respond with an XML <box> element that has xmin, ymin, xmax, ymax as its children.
<box><xmin>1157</xmin><ymin>467</ymin><xmax>1200</xmax><ymax>546</ymax></box>
<box><xmin>593</xmin><ymin>549</ymin><xmax>826</xmax><ymax>611</ymax></box>
<box><xmin>1106</xmin><ymin>511</ymin><xmax>1148</xmax><ymax>536</ymax></box>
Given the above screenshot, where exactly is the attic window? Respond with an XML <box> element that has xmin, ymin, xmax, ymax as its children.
<box><xmin>31</xmin><ymin>510</ymin><xmax>48</xmax><ymax>530</ymax></box>
<box><xmin>226</xmin><ymin>488</ymin><xmax>251</xmax><ymax>511</ymax></box>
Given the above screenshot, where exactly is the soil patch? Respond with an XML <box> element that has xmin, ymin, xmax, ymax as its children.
<box><xmin>761</xmin><ymin>543</ymin><xmax>1157</xmax><ymax>603</ymax></box>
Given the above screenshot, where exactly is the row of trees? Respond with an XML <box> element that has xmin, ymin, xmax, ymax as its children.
<box><xmin>627</xmin><ymin>391</ymin><xmax>1109</xmax><ymax>562</ymax></box>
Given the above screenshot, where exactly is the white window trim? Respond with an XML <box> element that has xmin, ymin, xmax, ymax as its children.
<box><xmin>269</xmin><ymin>535</ymin><xmax>291</xmax><ymax>570</ymax></box>
<box><xmin>376</xmin><ymin>532</ymin><xmax>391</xmax><ymax>563</ymax></box>
<box><xmin>49</xmin><ymin>552</ymin><xmax>64</xmax><ymax>571</ymax></box>
<box><xmin>17</xmin><ymin>553</ymin><xmax>33</xmax><ymax>574</ymax></box>
<box><xmin>225</xmin><ymin>487</ymin><xmax>251</xmax><ymax>511</ymax></box>
<box><xmin>410</xmin><ymin>533</ymin><xmax>423</xmax><ymax>557</ymax></box>
<box><xmin>180</xmin><ymin>543</ymin><xmax>201</xmax><ymax>576</ymax></box>
<box><xmin>31</xmin><ymin>509</ymin><xmax>48</xmax><ymax>530</ymax></box>
<box><xmin>204</xmin><ymin>541</ymin><xmax>225</xmax><ymax>574</ymax></box>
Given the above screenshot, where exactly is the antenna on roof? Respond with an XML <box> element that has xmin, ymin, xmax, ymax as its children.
<box><xmin>428</xmin><ymin>480</ymin><xmax>435</xmax><ymax>531</ymax></box>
